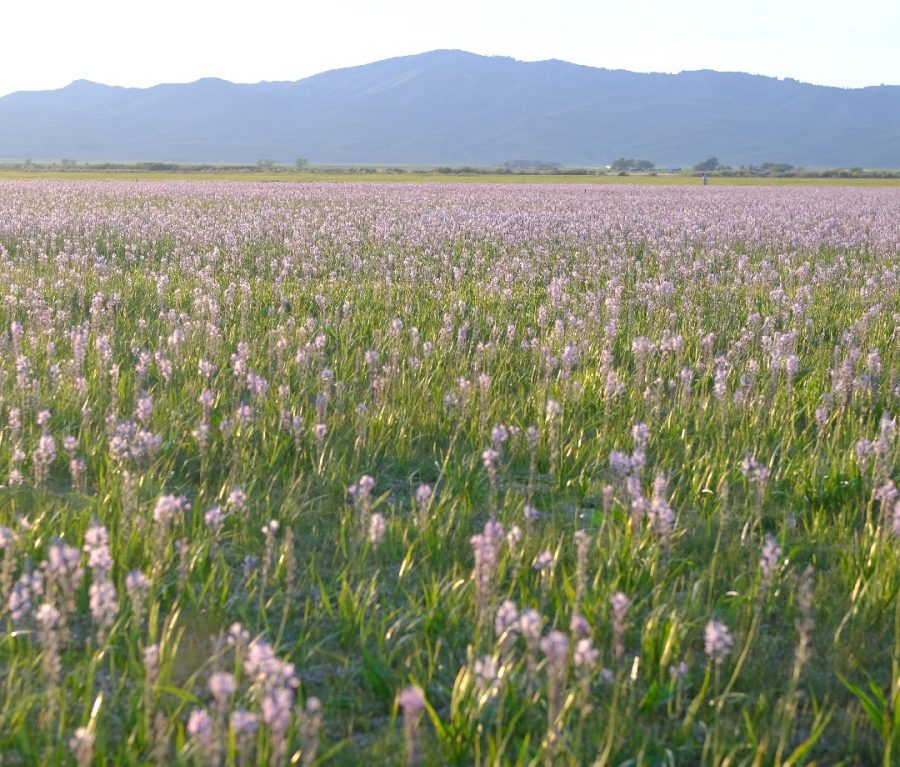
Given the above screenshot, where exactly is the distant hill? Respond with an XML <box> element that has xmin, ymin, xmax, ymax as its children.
<box><xmin>1</xmin><ymin>50</ymin><xmax>898</xmax><ymax>167</ymax></box>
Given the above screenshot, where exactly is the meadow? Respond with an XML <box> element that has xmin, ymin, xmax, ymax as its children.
<box><xmin>0</xmin><ymin>179</ymin><xmax>897</xmax><ymax>766</ymax></box>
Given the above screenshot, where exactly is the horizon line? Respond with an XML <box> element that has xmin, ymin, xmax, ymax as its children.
<box><xmin>2</xmin><ymin>49</ymin><xmax>898</xmax><ymax>98</ymax></box>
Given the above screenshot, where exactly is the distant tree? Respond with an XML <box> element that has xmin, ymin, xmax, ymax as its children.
<box><xmin>693</xmin><ymin>157</ymin><xmax>721</xmax><ymax>172</ymax></box>
<box><xmin>611</xmin><ymin>157</ymin><xmax>655</xmax><ymax>172</ymax></box>
<box><xmin>294</xmin><ymin>158</ymin><xmax>309</xmax><ymax>170</ymax></box>
<box><xmin>759</xmin><ymin>162</ymin><xmax>794</xmax><ymax>173</ymax></box>
<box><xmin>500</xmin><ymin>160</ymin><xmax>561</xmax><ymax>172</ymax></box>
<box><xmin>257</xmin><ymin>158</ymin><xmax>275</xmax><ymax>169</ymax></box>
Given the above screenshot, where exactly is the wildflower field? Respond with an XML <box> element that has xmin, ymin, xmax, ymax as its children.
<box><xmin>0</xmin><ymin>180</ymin><xmax>897</xmax><ymax>766</ymax></box>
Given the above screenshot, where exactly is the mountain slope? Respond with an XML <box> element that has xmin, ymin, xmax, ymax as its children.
<box><xmin>1</xmin><ymin>50</ymin><xmax>898</xmax><ymax>167</ymax></box>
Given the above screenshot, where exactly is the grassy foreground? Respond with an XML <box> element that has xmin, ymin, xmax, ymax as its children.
<box><xmin>0</xmin><ymin>180</ymin><xmax>897</xmax><ymax>766</ymax></box>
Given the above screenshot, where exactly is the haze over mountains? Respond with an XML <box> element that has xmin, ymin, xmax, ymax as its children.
<box><xmin>1</xmin><ymin>50</ymin><xmax>898</xmax><ymax>168</ymax></box>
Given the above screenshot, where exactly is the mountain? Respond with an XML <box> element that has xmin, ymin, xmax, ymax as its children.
<box><xmin>1</xmin><ymin>50</ymin><xmax>899</xmax><ymax>167</ymax></box>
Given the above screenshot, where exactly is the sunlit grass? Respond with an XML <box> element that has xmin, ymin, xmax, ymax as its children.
<box><xmin>0</xmin><ymin>180</ymin><xmax>897</xmax><ymax>765</ymax></box>
<box><xmin>2</xmin><ymin>170</ymin><xmax>900</xmax><ymax>185</ymax></box>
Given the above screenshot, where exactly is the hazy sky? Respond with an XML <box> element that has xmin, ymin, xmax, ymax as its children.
<box><xmin>2</xmin><ymin>0</ymin><xmax>898</xmax><ymax>96</ymax></box>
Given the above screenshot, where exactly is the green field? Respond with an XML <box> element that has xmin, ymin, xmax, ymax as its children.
<box><xmin>3</xmin><ymin>169</ymin><xmax>900</xmax><ymax>185</ymax></box>
<box><xmin>0</xmin><ymin>180</ymin><xmax>897</xmax><ymax>766</ymax></box>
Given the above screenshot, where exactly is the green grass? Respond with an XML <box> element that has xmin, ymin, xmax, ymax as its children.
<box><xmin>0</xmin><ymin>180</ymin><xmax>897</xmax><ymax>766</ymax></box>
<box><xmin>2</xmin><ymin>169</ymin><xmax>900</xmax><ymax>185</ymax></box>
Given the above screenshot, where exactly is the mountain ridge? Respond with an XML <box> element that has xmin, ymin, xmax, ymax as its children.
<box><xmin>1</xmin><ymin>49</ymin><xmax>898</xmax><ymax>167</ymax></box>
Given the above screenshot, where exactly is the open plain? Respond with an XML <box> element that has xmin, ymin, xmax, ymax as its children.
<box><xmin>0</xmin><ymin>179</ymin><xmax>897</xmax><ymax>765</ymax></box>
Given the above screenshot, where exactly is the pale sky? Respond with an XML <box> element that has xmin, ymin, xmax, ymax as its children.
<box><xmin>1</xmin><ymin>0</ymin><xmax>898</xmax><ymax>97</ymax></box>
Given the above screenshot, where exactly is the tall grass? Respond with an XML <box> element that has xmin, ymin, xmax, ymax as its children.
<box><xmin>0</xmin><ymin>180</ymin><xmax>897</xmax><ymax>765</ymax></box>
